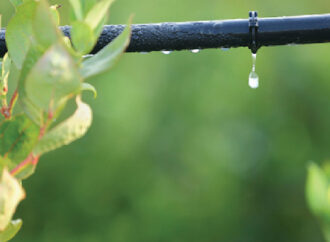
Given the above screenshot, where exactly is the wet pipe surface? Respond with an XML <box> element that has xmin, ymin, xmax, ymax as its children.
<box><xmin>0</xmin><ymin>14</ymin><xmax>330</xmax><ymax>56</ymax></box>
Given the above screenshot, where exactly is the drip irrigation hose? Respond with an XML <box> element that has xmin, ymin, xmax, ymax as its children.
<box><xmin>0</xmin><ymin>12</ymin><xmax>330</xmax><ymax>57</ymax></box>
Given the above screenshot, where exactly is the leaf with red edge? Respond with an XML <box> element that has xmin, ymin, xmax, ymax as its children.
<box><xmin>10</xmin><ymin>154</ymin><xmax>39</xmax><ymax>180</ymax></box>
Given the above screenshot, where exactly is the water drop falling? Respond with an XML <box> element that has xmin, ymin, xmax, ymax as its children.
<box><xmin>191</xmin><ymin>49</ymin><xmax>200</xmax><ymax>53</ymax></box>
<box><xmin>249</xmin><ymin>72</ymin><xmax>259</xmax><ymax>89</ymax></box>
<box><xmin>248</xmin><ymin>53</ymin><xmax>259</xmax><ymax>89</ymax></box>
<box><xmin>162</xmin><ymin>50</ymin><xmax>172</xmax><ymax>55</ymax></box>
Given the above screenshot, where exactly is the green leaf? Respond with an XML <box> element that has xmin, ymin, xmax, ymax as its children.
<box><xmin>0</xmin><ymin>219</ymin><xmax>22</xmax><ymax>241</ymax></box>
<box><xmin>9</xmin><ymin>0</ymin><xmax>24</xmax><ymax>9</ymax></box>
<box><xmin>11</xmin><ymin>154</ymin><xmax>39</xmax><ymax>180</ymax></box>
<box><xmin>0</xmin><ymin>114</ymin><xmax>39</xmax><ymax>166</ymax></box>
<box><xmin>306</xmin><ymin>162</ymin><xmax>329</xmax><ymax>216</ymax></box>
<box><xmin>80</xmin><ymin>21</ymin><xmax>132</xmax><ymax>79</ymax></box>
<box><xmin>71</xmin><ymin>21</ymin><xmax>96</xmax><ymax>55</ymax></box>
<box><xmin>12</xmin><ymin>163</ymin><xmax>35</xmax><ymax>180</ymax></box>
<box><xmin>50</xmin><ymin>5</ymin><xmax>61</xmax><ymax>26</ymax></box>
<box><xmin>81</xmin><ymin>0</ymin><xmax>97</xmax><ymax>17</ymax></box>
<box><xmin>32</xmin><ymin>0</ymin><xmax>61</xmax><ymax>51</ymax></box>
<box><xmin>93</xmin><ymin>16</ymin><xmax>106</xmax><ymax>41</ymax></box>
<box><xmin>82</xmin><ymin>83</ymin><xmax>97</xmax><ymax>98</ymax></box>
<box><xmin>25</xmin><ymin>43</ymin><xmax>81</xmax><ymax>112</ymax></box>
<box><xmin>19</xmin><ymin>96</ymin><xmax>43</xmax><ymax>126</ymax></box>
<box><xmin>34</xmin><ymin>97</ymin><xmax>92</xmax><ymax>155</ymax></box>
<box><xmin>69</xmin><ymin>0</ymin><xmax>83</xmax><ymax>21</ymax></box>
<box><xmin>0</xmin><ymin>219</ymin><xmax>22</xmax><ymax>242</ymax></box>
<box><xmin>18</xmin><ymin>46</ymin><xmax>44</xmax><ymax>125</ymax></box>
<box><xmin>0</xmin><ymin>168</ymin><xmax>25</xmax><ymax>231</ymax></box>
<box><xmin>0</xmin><ymin>157</ymin><xmax>12</xmax><ymax>170</ymax></box>
<box><xmin>6</xmin><ymin>0</ymin><xmax>37</xmax><ymax>68</ymax></box>
<box><xmin>85</xmin><ymin>0</ymin><xmax>114</xmax><ymax>30</ymax></box>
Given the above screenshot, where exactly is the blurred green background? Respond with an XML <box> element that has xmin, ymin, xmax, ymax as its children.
<box><xmin>1</xmin><ymin>0</ymin><xmax>330</xmax><ymax>241</ymax></box>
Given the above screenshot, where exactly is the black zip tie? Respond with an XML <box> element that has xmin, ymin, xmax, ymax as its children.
<box><xmin>249</xmin><ymin>11</ymin><xmax>259</xmax><ymax>54</ymax></box>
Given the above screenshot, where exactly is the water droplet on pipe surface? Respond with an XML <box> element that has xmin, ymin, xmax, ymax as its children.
<box><xmin>162</xmin><ymin>50</ymin><xmax>172</xmax><ymax>55</ymax></box>
<box><xmin>191</xmin><ymin>49</ymin><xmax>200</xmax><ymax>53</ymax></box>
<box><xmin>221</xmin><ymin>48</ymin><xmax>230</xmax><ymax>51</ymax></box>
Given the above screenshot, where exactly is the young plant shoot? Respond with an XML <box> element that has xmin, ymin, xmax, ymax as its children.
<box><xmin>0</xmin><ymin>0</ymin><xmax>131</xmax><ymax>240</ymax></box>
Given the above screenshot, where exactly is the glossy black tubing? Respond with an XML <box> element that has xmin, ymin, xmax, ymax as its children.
<box><xmin>0</xmin><ymin>14</ymin><xmax>330</xmax><ymax>57</ymax></box>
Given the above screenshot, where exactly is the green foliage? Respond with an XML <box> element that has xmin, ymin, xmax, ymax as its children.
<box><xmin>0</xmin><ymin>0</ymin><xmax>131</xmax><ymax>240</ymax></box>
<box><xmin>85</xmin><ymin>0</ymin><xmax>114</xmax><ymax>30</ymax></box>
<box><xmin>18</xmin><ymin>46</ymin><xmax>46</xmax><ymax>125</ymax></box>
<box><xmin>8</xmin><ymin>0</ymin><xmax>24</xmax><ymax>9</ymax></box>
<box><xmin>0</xmin><ymin>168</ymin><xmax>25</xmax><ymax>231</ymax></box>
<box><xmin>6</xmin><ymin>1</ymin><xmax>37</xmax><ymax>69</ymax></box>
<box><xmin>0</xmin><ymin>114</ymin><xmax>39</xmax><ymax>168</ymax></box>
<box><xmin>34</xmin><ymin>97</ymin><xmax>92</xmax><ymax>156</ymax></box>
<box><xmin>71</xmin><ymin>21</ymin><xmax>95</xmax><ymax>54</ymax></box>
<box><xmin>306</xmin><ymin>163</ymin><xmax>330</xmax><ymax>216</ymax></box>
<box><xmin>306</xmin><ymin>162</ymin><xmax>330</xmax><ymax>241</ymax></box>
<box><xmin>49</xmin><ymin>5</ymin><xmax>61</xmax><ymax>26</ymax></box>
<box><xmin>0</xmin><ymin>219</ymin><xmax>22</xmax><ymax>242</ymax></box>
<box><xmin>32</xmin><ymin>0</ymin><xmax>62</xmax><ymax>50</ymax></box>
<box><xmin>81</xmin><ymin>0</ymin><xmax>98</xmax><ymax>16</ymax></box>
<box><xmin>69</xmin><ymin>0</ymin><xmax>115</xmax><ymax>55</ymax></box>
<box><xmin>69</xmin><ymin>0</ymin><xmax>83</xmax><ymax>20</ymax></box>
<box><xmin>81</xmin><ymin>82</ymin><xmax>97</xmax><ymax>98</ymax></box>
<box><xmin>81</xmin><ymin>20</ymin><xmax>132</xmax><ymax>79</ymax></box>
<box><xmin>25</xmin><ymin>43</ymin><xmax>81</xmax><ymax>112</ymax></box>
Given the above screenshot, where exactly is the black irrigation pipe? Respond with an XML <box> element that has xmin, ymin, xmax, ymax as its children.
<box><xmin>0</xmin><ymin>12</ymin><xmax>330</xmax><ymax>57</ymax></box>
